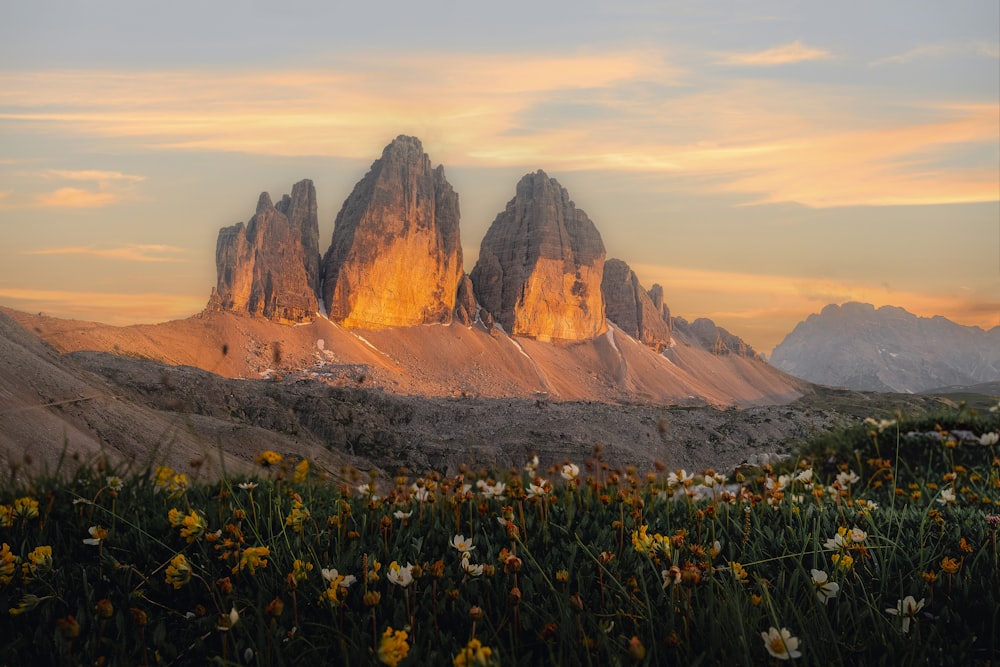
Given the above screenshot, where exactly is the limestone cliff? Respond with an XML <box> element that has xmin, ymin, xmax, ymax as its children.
<box><xmin>320</xmin><ymin>136</ymin><xmax>463</xmax><ymax>328</ymax></box>
<box><xmin>208</xmin><ymin>180</ymin><xmax>320</xmax><ymax>323</ymax></box>
<box><xmin>601</xmin><ymin>258</ymin><xmax>672</xmax><ymax>352</ymax></box>
<box><xmin>470</xmin><ymin>171</ymin><xmax>606</xmax><ymax>341</ymax></box>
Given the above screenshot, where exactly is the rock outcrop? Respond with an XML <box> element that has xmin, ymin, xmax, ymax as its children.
<box><xmin>453</xmin><ymin>275</ymin><xmax>478</xmax><ymax>326</ymax></box>
<box><xmin>208</xmin><ymin>180</ymin><xmax>320</xmax><ymax>323</ymax></box>
<box><xmin>601</xmin><ymin>258</ymin><xmax>672</xmax><ymax>352</ymax></box>
<box><xmin>674</xmin><ymin>317</ymin><xmax>759</xmax><ymax>359</ymax></box>
<box><xmin>320</xmin><ymin>136</ymin><xmax>463</xmax><ymax>328</ymax></box>
<box><xmin>470</xmin><ymin>170</ymin><xmax>606</xmax><ymax>341</ymax></box>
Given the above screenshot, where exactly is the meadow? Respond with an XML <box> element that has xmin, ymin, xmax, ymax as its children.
<box><xmin>1</xmin><ymin>402</ymin><xmax>998</xmax><ymax>666</ymax></box>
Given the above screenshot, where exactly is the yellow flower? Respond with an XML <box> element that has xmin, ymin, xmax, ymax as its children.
<box><xmin>1</xmin><ymin>542</ymin><xmax>18</xmax><ymax>585</ymax></box>
<box><xmin>25</xmin><ymin>545</ymin><xmax>53</xmax><ymax>576</ymax></box>
<box><xmin>290</xmin><ymin>559</ymin><xmax>313</xmax><ymax>583</ymax></box>
<box><xmin>285</xmin><ymin>498</ymin><xmax>311</xmax><ymax>533</ymax></box>
<box><xmin>169</xmin><ymin>508</ymin><xmax>208</xmax><ymax>543</ymax></box>
<box><xmin>234</xmin><ymin>546</ymin><xmax>270</xmax><ymax>575</ymax></box>
<box><xmin>631</xmin><ymin>525</ymin><xmax>654</xmax><ymax>554</ymax></box>
<box><xmin>256</xmin><ymin>450</ymin><xmax>283</xmax><ymax>467</ymax></box>
<box><xmin>8</xmin><ymin>594</ymin><xmax>41</xmax><ymax>616</ymax></box>
<box><xmin>165</xmin><ymin>553</ymin><xmax>192</xmax><ymax>589</ymax></box>
<box><xmin>730</xmin><ymin>561</ymin><xmax>749</xmax><ymax>584</ymax></box>
<box><xmin>153</xmin><ymin>466</ymin><xmax>174</xmax><ymax>487</ymax></box>
<box><xmin>293</xmin><ymin>459</ymin><xmax>309</xmax><ymax>483</ymax></box>
<box><xmin>831</xmin><ymin>553</ymin><xmax>854</xmax><ymax>571</ymax></box>
<box><xmin>83</xmin><ymin>526</ymin><xmax>108</xmax><ymax>546</ymax></box>
<box><xmin>940</xmin><ymin>556</ymin><xmax>960</xmax><ymax>574</ymax></box>
<box><xmin>0</xmin><ymin>505</ymin><xmax>14</xmax><ymax>528</ymax></box>
<box><xmin>377</xmin><ymin>626</ymin><xmax>410</xmax><ymax>667</ymax></box>
<box><xmin>13</xmin><ymin>497</ymin><xmax>39</xmax><ymax>521</ymax></box>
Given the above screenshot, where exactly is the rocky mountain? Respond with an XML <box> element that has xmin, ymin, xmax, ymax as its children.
<box><xmin>674</xmin><ymin>317</ymin><xmax>760</xmax><ymax>359</ymax></box>
<box><xmin>470</xmin><ymin>170</ymin><xmax>607</xmax><ymax>341</ymax></box>
<box><xmin>770</xmin><ymin>302</ymin><xmax>1000</xmax><ymax>392</ymax></box>
<box><xmin>321</xmin><ymin>135</ymin><xmax>463</xmax><ymax>328</ymax></box>
<box><xmin>601</xmin><ymin>258</ymin><xmax>672</xmax><ymax>352</ymax></box>
<box><xmin>208</xmin><ymin>180</ymin><xmax>320</xmax><ymax>323</ymax></box>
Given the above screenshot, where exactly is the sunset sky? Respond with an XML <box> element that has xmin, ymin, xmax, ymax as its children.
<box><xmin>1</xmin><ymin>0</ymin><xmax>997</xmax><ymax>353</ymax></box>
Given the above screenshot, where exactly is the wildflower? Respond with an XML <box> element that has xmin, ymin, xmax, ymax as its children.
<box><xmin>662</xmin><ymin>565</ymin><xmax>681</xmax><ymax>587</ymax></box>
<box><xmin>377</xmin><ymin>626</ymin><xmax>410</xmax><ymax>667</ymax></box>
<box><xmin>710</xmin><ymin>540</ymin><xmax>723</xmax><ymax>559</ymax></box>
<box><xmin>0</xmin><ymin>542</ymin><xmax>18</xmax><ymax>585</ymax></box>
<box><xmin>216</xmin><ymin>606</ymin><xmax>239</xmax><ymax>631</ymax></box>
<box><xmin>940</xmin><ymin>556</ymin><xmax>960</xmax><ymax>574</ymax></box>
<box><xmin>836</xmin><ymin>470</ymin><xmax>860</xmax><ymax>487</ymax></box>
<box><xmin>357</xmin><ymin>483</ymin><xmax>379</xmax><ymax>501</ymax></box>
<box><xmin>937</xmin><ymin>487</ymin><xmax>956</xmax><ymax>505</ymax></box>
<box><xmin>831</xmin><ymin>553</ymin><xmax>854</xmax><ymax>570</ymax></box>
<box><xmin>561</xmin><ymin>463</ymin><xmax>580</xmax><ymax>481</ymax></box>
<box><xmin>0</xmin><ymin>505</ymin><xmax>13</xmax><ymax>527</ymax></box>
<box><xmin>94</xmin><ymin>598</ymin><xmax>114</xmax><ymax>618</ymax></box>
<box><xmin>165</xmin><ymin>553</ymin><xmax>192</xmax><ymax>589</ymax></box>
<box><xmin>631</xmin><ymin>525</ymin><xmax>655</xmax><ymax>555</ymax></box>
<box><xmin>13</xmin><ymin>497</ymin><xmax>39</xmax><ymax>521</ymax></box>
<box><xmin>524</xmin><ymin>454</ymin><xmax>539</xmax><ymax>474</ymax></box>
<box><xmin>237</xmin><ymin>481</ymin><xmax>258</xmax><ymax>491</ymax></box>
<box><xmin>256</xmin><ymin>450</ymin><xmax>283</xmax><ymax>466</ymax></box>
<box><xmin>234</xmin><ymin>546</ymin><xmax>270</xmax><ymax>575</ymax></box>
<box><xmin>886</xmin><ymin>596</ymin><xmax>925</xmax><ymax>634</ymax></box>
<box><xmin>106</xmin><ymin>476</ymin><xmax>124</xmax><ymax>493</ymax></box>
<box><xmin>980</xmin><ymin>432</ymin><xmax>999</xmax><ymax>446</ymax></box>
<box><xmin>8</xmin><ymin>594</ymin><xmax>41</xmax><ymax>615</ymax></box>
<box><xmin>761</xmin><ymin>626</ymin><xmax>802</xmax><ymax>660</ymax></box>
<box><xmin>25</xmin><ymin>545</ymin><xmax>53</xmax><ymax>576</ymax></box>
<box><xmin>793</xmin><ymin>468</ymin><xmax>814</xmax><ymax>484</ymax></box>
<box><xmin>627</xmin><ymin>636</ymin><xmax>646</xmax><ymax>662</ymax></box>
<box><xmin>810</xmin><ymin>569</ymin><xmax>839</xmax><ymax>604</ymax></box>
<box><xmin>476</xmin><ymin>479</ymin><xmax>506</xmax><ymax>499</ymax></box>
<box><xmin>453</xmin><ymin>637</ymin><xmax>496</xmax><ymax>667</ymax></box>
<box><xmin>83</xmin><ymin>525</ymin><xmax>108</xmax><ymax>546</ymax></box>
<box><xmin>667</xmin><ymin>469</ymin><xmax>694</xmax><ymax>488</ymax></box>
<box><xmin>527</xmin><ymin>479</ymin><xmax>551</xmax><ymax>498</ymax></box>
<box><xmin>292</xmin><ymin>458</ymin><xmax>309</xmax><ymax>482</ymax></box>
<box><xmin>285</xmin><ymin>498</ymin><xmax>311</xmax><ymax>532</ymax></box>
<box><xmin>57</xmin><ymin>615</ymin><xmax>80</xmax><ymax>640</ymax></box>
<box><xmin>169</xmin><ymin>508</ymin><xmax>208</xmax><ymax>543</ymax></box>
<box><xmin>290</xmin><ymin>559</ymin><xmax>313</xmax><ymax>584</ymax></box>
<box><xmin>387</xmin><ymin>561</ymin><xmax>414</xmax><ymax>587</ymax></box>
<box><xmin>730</xmin><ymin>561</ymin><xmax>749</xmax><ymax>584</ymax></box>
<box><xmin>321</xmin><ymin>567</ymin><xmax>357</xmax><ymax>587</ymax></box>
<box><xmin>461</xmin><ymin>554</ymin><xmax>484</xmax><ymax>577</ymax></box>
<box><xmin>451</xmin><ymin>534</ymin><xmax>476</xmax><ymax>553</ymax></box>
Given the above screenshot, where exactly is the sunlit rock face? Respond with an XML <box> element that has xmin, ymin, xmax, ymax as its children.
<box><xmin>470</xmin><ymin>170</ymin><xmax>606</xmax><ymax>341</ymax></box>
<box><xmin>601</xmin><ymin>258</ymin><xmax>672</xmax><ymax>352</ymax></box>
<box><xmin>209</xmin><ymin>179</ymin><xmax>320</xmax><ymax>323</ymax></box>
<box><xmin>320</xmin><ymin>135</ymin><xmax>463</xmax><ymax>328</ymax></box>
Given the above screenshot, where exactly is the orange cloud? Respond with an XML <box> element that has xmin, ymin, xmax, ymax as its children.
<box><xmin>0</xmin><ymin>288</ymin><xmax>205</xmax><ymax>325</ymax></box>
<box><xmin>32</xmin><ymin>187</ymin><xmax>122</xmax><ymax>208</ymax></box>
<box><xmin>24</xmin><ymin>244</ymin><xmax>186</xmax><ymax>263</ymax></box>
<box><xmin>716</xmin><ymin>41</ymin><xmax>833</xmax><ymax>66</ymax></box>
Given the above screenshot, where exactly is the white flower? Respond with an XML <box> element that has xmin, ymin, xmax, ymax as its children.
<box><xmin>793</xmin><ymin>468</ymin><xmax>814</xmax><ymax>484</ymax></box>
<box><xmin>357</xmin><ymin>483</ymin><xmax>379</xmax><ymax>501</ymax></box>
<box><xmin>810</xmin><ymin>569</ymin><xmax>840</xmax><ymax>604</ymax></box>
<box><xmin>217</xmin><ymin>606</ymin><xmax>239</xmax><ymax>631</ymax></box>
<box><xmin>386</xmin><ymin>561</ymin><xmax>414</xmax><ymax>587</ymax></box>
<box><xmin>667</xmin><ymin>469</ymin><xmax>694</xmax><ymax>488</ymax></box>
<box><xmin>450</xmin><ymin>534</ymin><xmax>475</xmax><ymax>553</ymax></box>
<box><xmin>524</xmin><ymin>455</ymin><xmax>539</xmax><ymax>473</ymax></box>
<box><xmin>476</xmin><ymin>480</ymin><xmax>506</xmax><ymax>499</ymax></box>
<box><xmin>561</xmin><ymin>463</ymin><xmax>580</xmax><ymax>481</ymax></box>
<box><xmin>761</xmin><ymin>626</ymin><xmax>802</xmax><ymax>660</ymax></box>
<box><xmin>321</xmin><ymin>568</ymin><xmax>357</xmax><ymax>587</ymax></box>
<box><xmin>83</xmin><ymin>525</ymin><xmax>106</xmax><ymax>546</ymax></box>
<box><xmin>823</xmin><ymin>533</ymin><xmax>845</xmax><ymax>551</ymax></box>
<box><xmin>886</xmin><ymin>596</ymin><xmax>925</xmax><ymax>634</ymax></box>
<box><xmin>460</xmin><ymin>555</ymin><xmax>484</xmax><ymax>577</ymax></box>
<box><xmin>393</xmin><ymin>510</ymin><xmax>413</xmax><ymax>520</ymax></box>
<box><xmin>527</xmin><ymin>480</ymin><xmax>551</xmax><ymax>498</ymax></box>
<box><xmin>238</xmin><ymin>482</ymin><xmax>258</xmax><ymax>490</ymax></box>
<box><xmin>413</xmin><ymin>486</ymin><xmax>430</xmax><ymax>503</ymax></box>
<box><xmin>106</xmin><ymin>476</ymin><xmax>124</xmax><ymax>492</ymax></box>
<box><xmin>849</xmin><ymin>527</ymin><xmax>867</xmax><ymax>543</ymax></box>
<box><xmin>980</xmin><ymin>432</ymin><xmax>999</xmax><ymax>446</ymax></box>
<box><xmin>936</xmin><ymin>487</ymin><xmax>956</xmax><ymax>505</ymax></box>
<box><xmin>836</xmin><ymin>470</ymin><xmax>860</xmax><ymax>487</ymax></box>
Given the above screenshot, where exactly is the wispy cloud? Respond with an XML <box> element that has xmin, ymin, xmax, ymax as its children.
<box><xmin>0</xmin><ymin>288</ymin><xmax>205</xmax><ymax>325</ymax></box>
<box><xmin>31</xmin><ymin>187</ymin><xmax>123</xmax><ymax>208</ymax></box>
<box><xmin>870</xmin><ymin>41</ymin><xmax>1000</xmax><ymax>66</ymax></box>
<box><xmin>0</xmin><ymin>55</ymin><xmax>995</xmax><ymax>208</ymax></box>
<box><xmin>24</xmin><ymin>244</ymin><xmax>186</xmax><ymax>263</ymax></box>
<box><xmin>0</xmin><ymin>168</ymin><xmax>146</xmax><ymax>209</ymax></box>
<box><xmin>716</xmin><ymin>41</ymin><xmax>832</xmax><ymax>66</ymax></box>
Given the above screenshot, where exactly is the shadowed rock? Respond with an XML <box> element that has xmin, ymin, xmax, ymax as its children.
<box><xmin>601</xmin><ymin>258</ymin><xmax>672</xmax><ymax>352</ymax></box>
<box><xmin>208</xmin><ymin>180</ymin><xmax>320</xmax><ymax>323</ymax></box>
<box><xmin>470</xmin><ymin>170</ymin><xmax>606</xmax><ymax>341</ymax></box>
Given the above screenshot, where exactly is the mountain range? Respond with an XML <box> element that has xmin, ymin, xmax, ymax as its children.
<box><xmin>1</xmin><ymin>134</ymin><xmax>815</xmax><ymax>477</ymax></box>
<box><xmin>770</xmin><ymin>302</ymin><xmax>1000</xmax><ymax>393</ymax></box>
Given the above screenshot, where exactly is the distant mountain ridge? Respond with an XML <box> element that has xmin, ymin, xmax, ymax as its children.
<box><xmin>770</xmin><ymin>302</ymin><xmax>1000</xmax><ymax>393</ymax></box>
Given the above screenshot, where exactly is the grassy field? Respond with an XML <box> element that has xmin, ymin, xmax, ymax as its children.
<box><xmin>1</xmin><ymin>401</ymin><xmax>998</xmax><ymax>666</ymax></box>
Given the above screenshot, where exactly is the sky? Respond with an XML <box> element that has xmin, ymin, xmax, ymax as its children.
<box><xmin>1</xmin><ymin>0</ymin><xmax>997</xmax><ymax>354</ymax></box>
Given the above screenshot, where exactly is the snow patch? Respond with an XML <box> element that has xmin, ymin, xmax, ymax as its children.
<box><xmin>606</xmin><ymin>328</ymin><xmax>619</xmax><ymax>354</ymax></box>
<box><xmin>316</xmin><ymin>339</ymin><xmax>325</xmax><ymax>351</ymax></box>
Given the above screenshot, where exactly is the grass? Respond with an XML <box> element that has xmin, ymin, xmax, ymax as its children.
<box><xmin>1</xmin><ymin>402</ymin><xmax>998</xmax><ymax>666</ymax></box>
